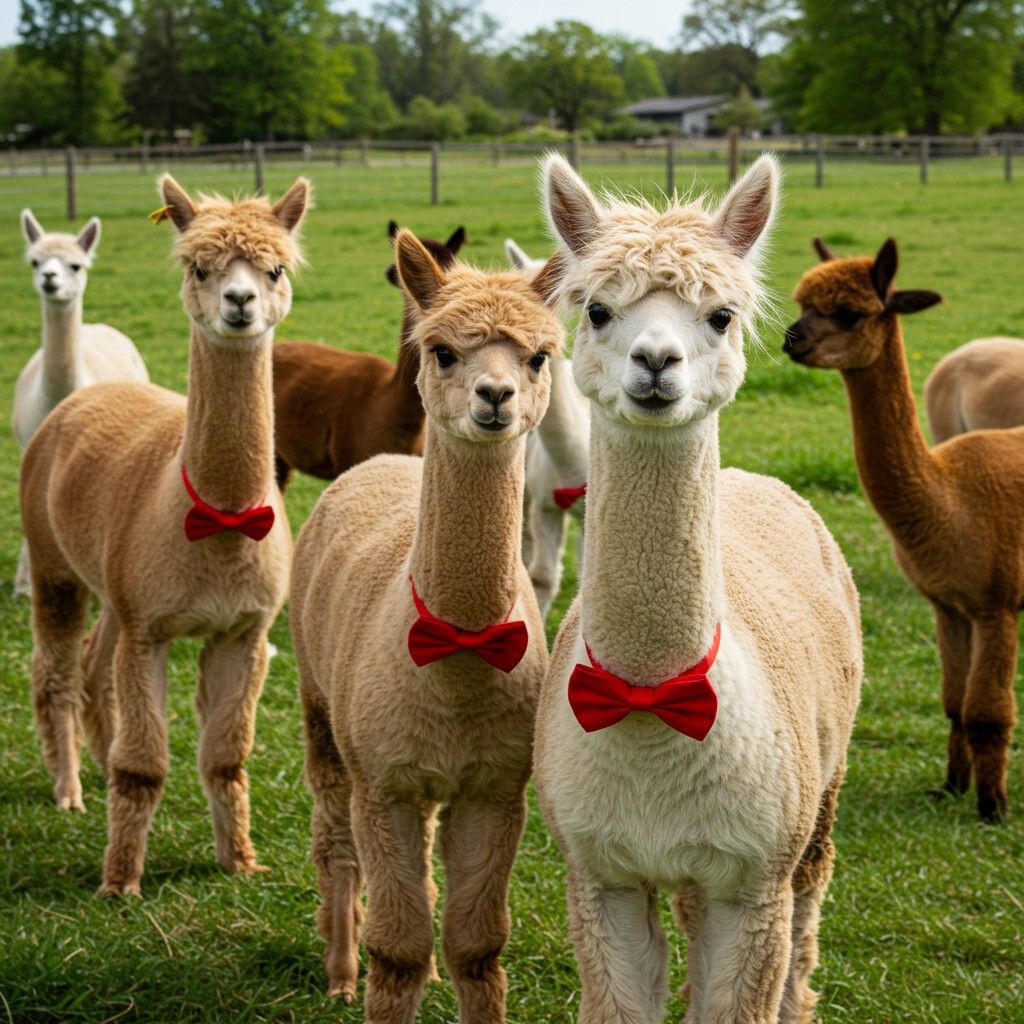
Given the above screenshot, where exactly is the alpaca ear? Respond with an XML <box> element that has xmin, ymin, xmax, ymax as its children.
<box><xmin>870</xmin><ymin>238</ymin><xmax>898</xmax><ymax>301</ymax></box>
<box><xmin>22</xmin><ymin>208</ymin><xmax>44</xmax><ymax>244</ymax></box>
<box><xmin>395</xmin><ymin>228</ymin><xmax>446</xmax><ymax>310</ymax></box>
<box><xmin>445</xmin><ymin>226</ymin><xmax>466</xmax><ymax>254</ymax></box>
<box><xmin>159</xmin><ymin>175</ymin><xmax>197</xmax><ymax>232</ymax></box>
<box><xmin>272</xmin><ymin>177</ymin><xmax>310</xmax><ymax>233</ymax></box>
<box><xmin>543</xmin><ymin>154</ymin><xmax>603</xmax><ymax>256</ymax></box>
<box><xmin>530</xmin><ymin>251</ymin><xmax>567</xmax><ymax>305</ymax></box>
<box><xmin>76</xmin><ymin>217</ymin><xmax>101</xmax><ymax>256</ymax></box>
<box><xmin>885</xmin><ymin>289</ymin><xmax>943</xmax><ymax>315</ymax></box>
<box><xmin>712</xmin><ymin>154</ymin><xmax>779</xmax><ymax>259</ymax></box>
<box><xmin>812</xmin><ymin>236</ymin><xmax>835</xmax><ymax>261</ymax></box>
<box><xmin>388</xmin><ymin>220</ymin><xmax>399</xmax><ymax>239</ymax></box>
<box><xmin>505</xmin><ymin>238</ymin><xmax>531</xmax><ymax>270</ymax></box>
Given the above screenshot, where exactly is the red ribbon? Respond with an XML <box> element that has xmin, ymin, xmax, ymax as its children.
<box><xmin>181</xmin><ymin>465</ymin><xmax>275</xmax><ymax>542</ymax></box>
<box><xmin>407</xmin><ymin>578</ymin><xmax>529</xmax><ymax>673</ymax></box>
<box><xmin>552</xmin><ymin>483</ymin><xmax>587</xmax><ymax>510</ymax></box>
<box><xmin>567</xmin><ymin>624</ymin><xmax>720</xmax><ymax>739</ymax></box>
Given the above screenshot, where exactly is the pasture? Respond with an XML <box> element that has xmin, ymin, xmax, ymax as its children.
<box><xmin>1</xmin><ymin>154</ymin><xmax>1023</xmax><ymax>1023</ymax></box>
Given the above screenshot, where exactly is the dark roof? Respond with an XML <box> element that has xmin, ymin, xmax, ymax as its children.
<box><xmin>617</xmin><ymin>95</ymin><xmax>729</xmax><ymax>117</ymax></box>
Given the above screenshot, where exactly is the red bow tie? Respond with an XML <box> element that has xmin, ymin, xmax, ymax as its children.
<box><xmin>407</xmin><ymin>578</ymin><xmax>529</xmax><ymax>673</ymax></box>
<box><xmin>567</xmin><ymin>624</ymin><xmax>720</xmax><ymax>739</ymax></box>
<box><xmin>181</xmin><ymin>465</ymin><xmax>275</xmax><ymax>542</ymax></box>
<box><xmin>552</xmin><ymin>483</ymin><xmax>587</xmax><ymax>510</ymax></box>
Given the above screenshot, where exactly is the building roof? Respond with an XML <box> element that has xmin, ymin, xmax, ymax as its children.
<box><xmin>617</xmin><ymin>95</ymin><xmax>729</xmax><ymax>117</ymax></box>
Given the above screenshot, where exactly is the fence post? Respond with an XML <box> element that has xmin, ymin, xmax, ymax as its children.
<box><xmin>492</xmin><ymin>143</ymin><xmax>500</xmax><ymax>166</ymax></box>
<box><xmin>727</xmin><ymin>126</ymin><xmax>740</xmax><ymax>184</ymax></box>
<box><xmin>65</xmin><ymin>146</ymin><xmax>77</xmax><ymax>221</ymax></box>
<box><xmin>1004</xmin><ymin>138</ymin><xmax>1012</xmax><ymax>183</ymax></box>
<box><xmin>666</xmin><ymin>136</ymin><xmax>676</xmax><ymax>195</ymax></box>
<box><xmin>430</xmin><ymin>142</ymin><xmax>440</xmax><ymax>205</ymax></box>
<box><xmin>255</xmin><ymin>143</ymin><xmax>265</xmax><ymax>193</ymax></box>
<box><xmin>919</xmin><ymin>136</ymin><xmax>929</xmax><ymax>185</ymax></box>
<box><xmin>815</xmin><ymin>134</ymin><xmax>825</xmax><ymax>187</ymax></box>
<box><xmin>41</xmin><ymin>148</ymin><xmax>49</xmax><ymax>176</ymax></box>
<box><xmin>568</xmin><ymin>132</ymin><xmax>579</xmax><ymax>169</ymax></box>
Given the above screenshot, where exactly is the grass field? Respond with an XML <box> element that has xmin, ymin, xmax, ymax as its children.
<box><xmin>1</xmin><ymin>153</ymin><xmax>1023</xmax><ymax>1023</ymax></box>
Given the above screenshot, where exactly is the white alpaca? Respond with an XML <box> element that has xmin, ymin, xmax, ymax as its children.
<box><xmin>505</xmin><ymin>238</ymin><xmax>590</xmax><ymax>617</ymax></box>
<box><xmin>12</xmin><ymin>210</ymin><xmax>149</xmax><ymax>596</ymax></box>
<box><xmin>532</xmin><ymin>155</ymin><xmax>862</xmax><ymax>1024</ymax></box>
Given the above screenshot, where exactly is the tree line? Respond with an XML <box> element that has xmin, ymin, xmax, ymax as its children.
<box><xmin>2</xmin><ymin>0</ymin><xmax>1023</xmax><ymax>147</ymax></box>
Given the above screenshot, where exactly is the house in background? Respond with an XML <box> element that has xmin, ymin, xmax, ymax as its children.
<box><xmin>617</xmin><ymin>95</ymin><xmax>778</xmax><ymax>136</ymax></box>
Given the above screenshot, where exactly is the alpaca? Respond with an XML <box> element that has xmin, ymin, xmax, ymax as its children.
<box><xmin>290</xmin><ymin>230</ymin><xmax>563</xmax><ymax>1021</ymax></box>
<box><xmin>272</xmin><ymin>221</ymin><xmax>465</xmax><ymax>487</ymax></box>
<box><xmin>12</xmin><ymin>211</ymin><xmax>149</xmax><ymax>597</ymax></box>
<box><xmin>533</xmin><ymin>155</ymin><xmax>862</xmax><ymax>1024</ymax></box>
<box><xmin>785</xmin><ymin>236</ymin><xmax>1024</xmax><ymax>822</ymax></box>
<box><xmin>505</xmin><ymin>238</ymin><xmax>590</xmax><ymax>617</ymax></box>
<box><xmin>924</xmin><ymin>336</ymin><xmax>1024</xmax><ymax>442</ymax></box>
<box><xmin>20</xmin><ymin>175</ymin><xmax>308</xmax><ymax>895</ymax></box>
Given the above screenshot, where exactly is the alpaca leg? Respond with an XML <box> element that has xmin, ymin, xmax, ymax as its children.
<box><xmin>932</xmin><ymin>601</ymin><xmax>972</xmax><ymax>796</ymax></box>
<box><xmin>963</xmin><ymin>612</ymin><xmax>1019</xmax><ymax>821</ymax></box>
<box><xmin>779</xmin><ymin>773</ymin><xmax>842</xmax><ymax>1024</ymax></box>
<box><xmin>566</xmin><ymin>865</ymin><xmax>668</xmax><ymax>1024</ymax></box>
<box><xmin>672</xmin><ymin>882</ymin><xmax>708</xmax><ymax>1024</ymax></box>
<box><xmin>697</xmin><ymin>883</ymin><xmax>793</xmax><ymax>1024</ymax></box>
<box><xmin>353</xmin><ymin>788</ymin><xmax>435</xmax><ymax>1024</ymax></box>
<box><xmin>14</xmin><ymin>538</ymin><xmax>31</xmax><ymax>598</ymax></box>
<box><xmin>82</xmin><ymin>606</ymin><xmax>120</xmax><ymax>778</ymax></box>
<box><xmin>302</xmin><ymin>695</ymin><xmax>363</xmax><ymax>1002</ymax></box>
<box><xmin>438</xmin><ymin>792</ymin><xmax>527</xmax><ymax>1024</ymax></box>
<box><xmin>195</xmin><ymin>627</ymin><xmax>269</xmax><ymax>873</ymax></box>
<box><xmin>30</xmin><ymin>576</ymin><xmax>89</xmax><ymax>810</ymax></box>
<box><xmin>527</xmin><ymin>502</ymin><xmax>568</xmax><ymax>619</ymax></box>
<box><xmin>100</xmin><ymin>632</ymin><xmax>170</xmax><ymax>896</ymax></box>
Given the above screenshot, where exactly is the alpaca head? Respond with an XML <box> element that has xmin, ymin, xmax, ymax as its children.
<box><xmin>504</xmin><ymin>238</ymin><xmax>547</xmax><ymax>277</ymax></box>
<box><xmin>394</xmin><ymin>228</ymin><xmax>564</xmax><ymax>444</ymax></box>
<box><xmin>157</xmin><ymin>175</ymin><xmax>309</xmax><ymax>346</ymax></box>
<box><xmin>386</xmin><ymin>220</ymin><xmax>465</xmax><ymax>287</ymax></box>
<box><xmin>21</xmin><ymin>209</ymin><xmax>100</xmax><ymax>306</ymax></box>
<box><xmin>541</xmin><ymin>153</ymin><xmax>778</xmax><ymax>432</ymax></box>
<box><xmin>784</xmin><ymin>237</ymin><xmax>942</xmax><ymax>370</ymax></box>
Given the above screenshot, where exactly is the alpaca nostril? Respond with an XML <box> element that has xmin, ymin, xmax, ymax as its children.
<box><xmin>632</xmin><ymin>350</ymin><xmax>678</xmax><ymax>373</ymax></box>
<box><xmin>225</xmin><ymin>289</ymin><xmax>256</xmax><ymax>310</ymax></box>
<box><xmin>476</xmin><ymin>385</ymin><xmax>512</xmax><ymax>406</ymax></box>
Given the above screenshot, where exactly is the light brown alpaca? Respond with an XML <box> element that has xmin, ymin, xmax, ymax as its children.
<box><xmin>924</xmin><ymin>336</ymin><xmax>1024</xmax><ymax>442</ymax></box>
<box><xmin>20</xmin><ymin>175</ymin><xmax>308</xmax><ymax>894</ymax></box>
<box><xmin>272</xmin><ymin>222</ymin><xmax>465</xmax><ymax>487</ymax></box>
<box><xmin>290</xmin><ymin>231</ymin><xmax>563</xmax><ymax>1022</ymax></box>
<box><xmin>533</xmin><ymin>155</ymin><xmax>861</xmax><ymax>1024</ymax></box>
<box><xmin>785</xmin><ymin>236</ymin><xmax>1024</xmax><ymax>821</ymax></box>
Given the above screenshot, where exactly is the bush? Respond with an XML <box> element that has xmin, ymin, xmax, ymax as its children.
<box><xmin>387</xmin><ymin>96</ymin><xmax>466</xmax><ymax>141</ymax></box>
<box><xmin>593</xmin><ymin>115</ymin><xmax>657</xmax><ymax>141</ymax></box>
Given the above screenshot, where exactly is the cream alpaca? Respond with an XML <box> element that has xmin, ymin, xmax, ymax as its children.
<box><xmin>924</xmin><ymin>336</ymin><xmax>1024</xmax><ymax>442</ymax></box>
<box><xmin>533</xmin><ymin>155</ymin><xmax>862</xmax><ymax>1024</ymax></box>
<box><xmin>290</xmin><ymin>232</ymin><xmax>563</xmax><ymax>1022</ymax></box>
<box><xmin>20</xmin><ymin>176</ymin><xmax>307</xmax><ymax>896</ymax></box>
<box><xmin>505</xmin><ymin>238</ymin><xmax>590</xmax><ymax>617</ymax></box>
<box><xmin>12</xmin><ymin>211</ymin><xmax>148</xmax><ymax>596</ymax></box>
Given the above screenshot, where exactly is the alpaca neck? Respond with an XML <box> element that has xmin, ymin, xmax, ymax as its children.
<box><xmin>385</xmin><ymin>300</ymin><xmax>423</xmax><ymax>429</ymax></box>
<box><xmin>181</xmin><ymin>325</ymin><xmax>276</xmax><ymax>511</ymax></box>
<box><xmin>536</xmin><ymin>357</ymin><xmax>588</xmax><ymax>481</ymax></box>
<box><xmin>409</xmin><ymin>427</ymin><xmax>525</xmax><ymax>632</ymax></box>
<box><xmin>840</xmin><ymin>318</ymin><xmax>944</xmax><ymax>540</ymax></box>
<box><xmin>40</xmin><ymin>298</ymin><xmax>84</xmax><ymax>402</ymax></box>
<box><xmin>581</xmin><ymin>410</ymin><xmax>723</xmax><ymax>685</ymax></box>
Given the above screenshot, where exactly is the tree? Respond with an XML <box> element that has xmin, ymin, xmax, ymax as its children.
<box><xmin>713</xmin><ymin>85</ymin><xmax>764</xmax><ymax>132</ymax></box>
<box><xmin>607</xmin><ymin>37</ymin><xmax>665</xmax><ymax>102</ymax></box>
<box><xmin>658</xmin><ymin>42</ymin><xmax>762</xmax><ymax>96</ymax></box>
<box><xmin>330</xmin><ymin>42</ymin><xmax>396</xmax><ymax>138</ymax></box>
<box><xmin>0</xmin><ymin>45</ymin><xmax>66</xmax><ymax>142</ymax></box>
<box><xmin>510</xmin><ymin>21</ymin><xmax>623</xmax><ymax>133</ymax></box>
<box><xmin>681</xmin><ymin>0</ymin><xmax>792</xmax><ymax>55</ymax></box>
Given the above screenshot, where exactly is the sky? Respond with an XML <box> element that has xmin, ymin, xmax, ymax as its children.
<box><xmin>0</xmin><ymin>0</ymin><xmax>687</xmax><ymax>50</ymax></box>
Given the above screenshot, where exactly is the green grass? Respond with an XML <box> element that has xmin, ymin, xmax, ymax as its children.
<box><xmin>1</xmin><ymin>153</ymin><xmax>1023</xmax><ymax>1023</ymax></box>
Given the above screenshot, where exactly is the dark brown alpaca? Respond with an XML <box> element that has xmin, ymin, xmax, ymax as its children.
<box><xmin>272</xmin><ymin>222</ymin><xmax>465</xmax><ymax>487</ymax></box>
<box><xmin>785</xmin><ymin>236</ymin><xmax>1024</xmax><ymax>821</ymax></box>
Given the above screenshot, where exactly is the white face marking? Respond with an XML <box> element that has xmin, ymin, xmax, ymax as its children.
<box><xmin>27</xmin><ymin>249</ymin><xmax>89</xmax><ymax>304</ymax></box>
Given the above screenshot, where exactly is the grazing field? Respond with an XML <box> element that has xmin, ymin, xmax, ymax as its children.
<box><xmin>1</xmin><ymin>155</ymin><xmax>1023</xmax><ymax>1023</ymax></box>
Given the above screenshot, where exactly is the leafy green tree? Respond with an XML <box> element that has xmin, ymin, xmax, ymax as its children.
<box><xmin>0</xmin><ymin>45</ymin><xmax>66</xmax><ymax>142</ymax></box>
<box><xmin>510</xmin><ymin>21</ymin><xmax>624</xmax><ymax>133</ymax></box>
<box><xmin>681</xmin><ymin>0</ymin><xmax>791</xmax><ymax>54</ymax></box>
<box><xmin>608</xmin><ymin>37</ymin><xmax>666</xmax><ymax>101</ymax></box>
<box><xmin>331</xmin><ymin>42</ymin><xmax>396</xmax><ymax>138</ymax></box>
<box><xmin>387</xmin><ymin>95</ymin><xmax>466</xmax><ymax>139</ymax></box>
<box><xmin>713</xmin><ymin>85</ymin><xmax>764</xmax><ymax>131</ymax></box>
<box><xmin>656</xmin><ymin>42</ymin><xmax>762</xmax><ymax>96</ymax></box>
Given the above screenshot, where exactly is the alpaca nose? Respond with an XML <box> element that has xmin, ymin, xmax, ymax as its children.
<box><xmin>224</xmin><ymin>285</ymin><xmax>256</xmax><ymax>310</ymax></box>
<box><xmin>783</xmin><ymin>323</ymin><xmax>803</xmax><ymax>352</ymax></box>
<box><xmin>631</xmin><ymin>345</ymin><xmax>682</xmax><ymax>375</ymax></box>
<box><xmin>476</xmin><ymin>382</ymin><xmax>514</xmax><ymax>407</ymax></box>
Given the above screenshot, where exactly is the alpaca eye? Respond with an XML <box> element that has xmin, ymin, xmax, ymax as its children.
<box><xmin>833</xmin><ymin>308</ymin><xmax>863</xmax><ymax>331</ymax></box>
<box><xmin>70</xmin><ymin>263</ymin><xmax>81</xmax><ymax>272</ymax></box>
<box><xmin>708</xmin><ymin>308</ymin><xmax>733</xmax><ymax>332</ymax></box>
<box><xmin>31</xmin><ymin>259</ymin><xmax>39</xmax><ymax>268</ymax></box>
<box><xmin>433</xmin><ymin>346</ymin><xmax>456</xmax><ymax>369</ymax></box>
<box><xmin>194</xmin><ymin>266</ymin><xmax>207</xmax><ymax>282</ymax></box>
<box><xmin>588</xmin><ymin>303</ymin><xmax>610</xmax><ymax>328</ymax></box>
<box><xmin>529</xmin><ymin>352</ymin><xmax>547</xmax><ymax>371</ymax></box>
<box><xmin>268</xmin><ymin>266</ymin><xmax>283</xmax><ymax>283</ymax></box>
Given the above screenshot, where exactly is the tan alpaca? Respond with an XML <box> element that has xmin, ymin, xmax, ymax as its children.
<box><xmin>533</xmin><ymin>155</ymin><xmax>862</xmax><ymax>1024</ymax></box>
<box><xmin>12</xmin><ymin>211</ymin><xmax>149</xmax><ymax>597</ymax></box>
<box><xmin>20</xmin><ymin>176</ymin><xmax>308</xmax><ymax>896</ymax></box>
<box><xmin>786</xmin><ymin>236</ymin><xmax>1024</xmax><ymax>821</ymax></box>
<box><xmin>290</xmin><ymin>231</ymin><xmax>563</xmax><ymax>1022</ymax></box>
<box><xmin>924</xmin><ymin>336</ymin><xmax>1024</xmax><ymax>442</ymax></box>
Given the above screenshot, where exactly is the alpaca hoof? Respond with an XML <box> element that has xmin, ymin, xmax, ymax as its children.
<box><xmin>231</xmin><ymin>860</ymin><xmax>270</xmax><ymax>875</ymax></box>
<box><xmin>328</xmin><ymin>982</ymin><xmax>357</xmax><ymax>1004</ymax></box>
<box><xmin>926</xmin><ymin>780</ymin><xmax>966</xmax><ymax>802</ymax></box>
<box><xmin>977</xmin><ymin>795</ymin><xmax>1008</xmax><ymax>823</ymax></box>
<box><xmin>96</xmin><ymin>880</ymin><xmax>142</xmax><ymax>898</ymax></box>
<box><xmin>427</xmin><ymin>955</ymin><xmax>442</xmax><ymax>983</ymax></box>
<box><xmin>54</xmin><ymin>785</ymin><xmax>85</xmax><ymax>812</ymax></box>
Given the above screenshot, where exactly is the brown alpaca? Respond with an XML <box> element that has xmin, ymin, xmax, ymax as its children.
<box><xmin>20</xmin><ymin>175</ymin><xmax>308</xmax><ymax>893</ymax></box>
<box><xmin>785</xmin><ymin>236</ymin><xmax>1024</xmax><ymax>821</ymax></box>
<box><xmin>290</xmin><ymin>231</ymin><xmax>563</xmax><ymax>1022</ymax></box>
<box><xmin>272</xmin><ymin>221</ymin><xmax>465</xmax><ymax>487</ymax></box>
<box><xmin>925</xmin><ymin>336</ymin><xmax>1024</xmax><ymax>442</ymax></box>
